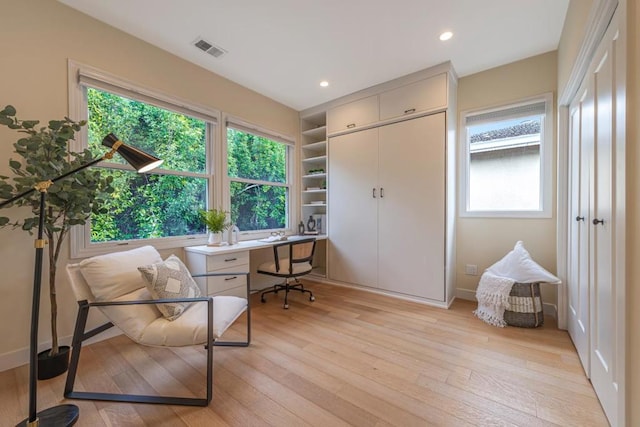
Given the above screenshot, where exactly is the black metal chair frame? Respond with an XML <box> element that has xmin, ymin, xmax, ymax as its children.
<box><xmin>64</xmin><ymin>272</ymin><xmax>251</xmax><ymax>407</ymax></box>
<box><xmin>258</xmin><ymin>238</ymin><xmax>316</xmax><ymax>309</ymax></box>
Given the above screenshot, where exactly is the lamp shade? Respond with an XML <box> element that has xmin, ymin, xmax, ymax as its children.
<box><xmin>102</xmin><ymin>133</ymin><xmax>164</xmax><ymax>173</ymax></box>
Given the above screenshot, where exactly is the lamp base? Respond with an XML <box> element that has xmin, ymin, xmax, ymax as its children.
<box><xmin>17</xmin><ymin>404</ymin><xmax>79</xmax><ymax>427</ymax></box>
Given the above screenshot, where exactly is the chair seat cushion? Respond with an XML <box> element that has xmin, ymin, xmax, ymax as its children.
<box><xmin>138</xmin><ymin>255</ymin><xmax>202</xmax><ymax>321</ymax></box>
<box><xmin>141</xmin><ymin>295</ymin><xmax>248</xmax><ymax>346</ymax></box>
<box><xmin>257</xmin><ymin>259</ymin><xmax>312</xmax><ymax>275</ymax></box>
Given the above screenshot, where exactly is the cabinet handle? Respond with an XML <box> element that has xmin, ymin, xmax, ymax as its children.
<box><xmin>224</xmin><ymin>257</ymin><xmax>237</xmax><ymax>262</ymax></box>
<box><xmin>347</xmin><ymin>123</ymin><xmax>356</xmax><ymax>128</ymax></box>
<box><xmin>380</xmin><ymin>187</ymin><xmax>384</xmax><ymax>198</ymax></box>
<box><xmin>576</xmin><ymin>216</ymin><xmax>585</xmax><ymax>222</ymax></box>
<box><xmin>592</xmin><ymin>218</ymin><xmax>604</xmax><ymax>225</ymax></box>
<box><xmin>372</xmin><ymin>188</ymin><xmax>376</xmax><ymax>198</ymax></box>
<box><xmin>404</xmin><ymin>108</ymin><xmax>416</xmax><ymax>115</ymax></box>
<box><xmin>224</xmin><ymin>276</ymin><xmax>238</xmax><ymax>281</ymax></box>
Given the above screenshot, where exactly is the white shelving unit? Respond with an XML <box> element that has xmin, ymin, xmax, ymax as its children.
<box><xmin>299</xmin><ymin>110</ymin><xmax>328</xmax><ymax>277</ymax></box>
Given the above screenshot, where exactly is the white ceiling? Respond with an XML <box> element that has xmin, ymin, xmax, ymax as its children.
<box><xmin>58</xmin><ymin>0</ymin><xmax>569</xmax><ymax>111</ymax></box>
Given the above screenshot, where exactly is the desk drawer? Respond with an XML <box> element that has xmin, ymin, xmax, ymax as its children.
<box><xmin>206</xmin><ymin>251</ymin><xmax>249</xmax><ymax>271</ymax></box>
<box><xmin>207</xmin><ymin>266</ymin><xmax>248</xmax><ymax>295</ymax></box>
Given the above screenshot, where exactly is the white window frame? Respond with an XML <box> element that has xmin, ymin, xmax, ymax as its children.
<box><xmin>67</xmin><ymin>60</ymin><xmax>221</xmax><ymax>258</ymax></box>
<box><xmin>459</xmin><ymin>93</ymin><xmax>554</xmax><ymax>218</ymax></box>
<box><xmin>223</xmin><ymin>115</ymin><xmax>295</xmax><ymax>239</ymax></box>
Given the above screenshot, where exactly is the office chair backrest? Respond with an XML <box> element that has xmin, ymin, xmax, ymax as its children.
<box><xmin>272</xmin><ymin>238</ymin><xmax>316</xmax><ymax>274</ymax></box>
<box><xmin>291</xmin><ymin>239</ymin><xmax>315</xmax><ymax>263</ymax></box>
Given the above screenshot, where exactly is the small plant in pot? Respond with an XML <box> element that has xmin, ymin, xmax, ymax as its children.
<box><xmin>0</xmin><ymin>105</ymin><xmax>114</xmax><ymax>379</ymax></box>
<box><xmin>198</xmin><ymin>208</ymin><xmax>230</xmax><ymax>246</ymax></box>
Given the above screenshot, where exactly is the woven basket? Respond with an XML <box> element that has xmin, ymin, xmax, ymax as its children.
<box><xmin>504</xmin><ymin>282</ymin><xmax>544</xmax><ymax>328</ymax></box>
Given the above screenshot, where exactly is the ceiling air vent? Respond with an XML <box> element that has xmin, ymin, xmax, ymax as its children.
<box><xmin>193</xmin><ymin>38</ymin><xmax>227</xmax><ymax>58</ymax></box>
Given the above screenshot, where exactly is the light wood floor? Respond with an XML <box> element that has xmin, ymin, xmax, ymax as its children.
<box><xmin>1</xmin><ymin>282</ymin><xmax>608</xmax><ymax>426</ymax></box>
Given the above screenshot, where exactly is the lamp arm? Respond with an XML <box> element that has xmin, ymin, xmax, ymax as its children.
<box><xmin>0</xmin><ymin>152</ymin><xmax>112</xmax><ymax>208</ymax></box>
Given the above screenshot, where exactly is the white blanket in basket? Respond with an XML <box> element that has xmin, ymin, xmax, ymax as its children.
<box><xmin>473</xmin><ymin>272</ymin><xmax>514</xmax><ymax>327</ymax></box>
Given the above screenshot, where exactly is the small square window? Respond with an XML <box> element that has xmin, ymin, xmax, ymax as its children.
<box><xmin>460</xmin><ymin>94</ymin><xmax>553</xmax><ymax>218</ymax></box>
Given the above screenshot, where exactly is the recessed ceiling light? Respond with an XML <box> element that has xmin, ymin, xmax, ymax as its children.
<box><xmin>320</xmin><ymin>81</ymin><xmax>329</xmax><ymax>87</ymax></box>
<box><xmin>439</xmin><ymin>31</ymin><xmax>453</xmax><ymax>41</ymax></box>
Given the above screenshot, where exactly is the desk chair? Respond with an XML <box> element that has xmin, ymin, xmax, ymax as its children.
<box><xmin>258</xmin><ymin>238</ymin><xmax>316</xmax><ymax>309</ymax></box>
<box><xmin>64</xmin><ymin>245</ymin><xmax>250</xmax><ymax>407</ymax></box>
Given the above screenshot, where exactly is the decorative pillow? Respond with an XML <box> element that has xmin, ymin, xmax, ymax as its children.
<box><xmin>78</xmin><ymin>245</ymin><xmax>163</xmax><ymax>301</ymax></box>
<box><xmin>486</xmin><ymin>241</ymin><xmax>561</xmax><ymax>284</ymax></box>
<box><xmin>138</xmin><ymin>255</ymin><xmax>202</xmax><ymax>321</ymax></box>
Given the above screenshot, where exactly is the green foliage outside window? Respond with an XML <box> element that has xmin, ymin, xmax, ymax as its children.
<box><xmin>87</xmin><ymin>88</ymin><xmax>207</xmax><ymax>242</ymax></box>
<box><xmin>227</xmin><ymin>128</ymin><xmax>288</xmax><ymax>231</ymax></box>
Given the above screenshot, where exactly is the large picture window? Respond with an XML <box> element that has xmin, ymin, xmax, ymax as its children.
<box><xmin>69</xmin><ymin>62</ymin><xmax>219</xmax><ymax>256</ymax></box>
<box><xmin>460</xmin><ymin>94</ymin><xmax>553</xmax><ymax>217</ymax></box>
<box><xmin>226</xmin><ymin>124</ymin><xmax>292</xmax><ymax>232</ymax></box>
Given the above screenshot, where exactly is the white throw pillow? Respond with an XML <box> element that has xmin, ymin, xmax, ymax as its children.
<box><xmin>138</xmin><ymin>255</ymin><xmax>201</xmax><ymax>321</ymax></box>
<box><xmin>78</xmin><ymin>245</ymin><xmax>163</xmax><ymax>301</ymax></box>
<box><xmin>486</xmin><ymin>241</ymin><xmax>561</xmax><ymax>284</ymax></box>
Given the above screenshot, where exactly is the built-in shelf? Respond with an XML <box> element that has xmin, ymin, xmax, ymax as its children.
<box><xmin>301</xmin><ymin>125</ymin><xmax>327</xmax><ymax>140</ymax></box>
<box><xmin>300</xmin><ymin>111</ymin><xmax>328</xmax><ymax>279</ymax></box>
<box><xmin>302</xmin><ymin>173</ymin><xmax>327</xmax><ymax>179</ymax></box>
<box><xmin>302</xmin><ymin>141</ymin><xmax>327</xmax><ymax>151</ymax></box>
<box><xmin>302</xmin><ymin>155</ymin><xmax>327</xmax><ymax>163</ymax></box>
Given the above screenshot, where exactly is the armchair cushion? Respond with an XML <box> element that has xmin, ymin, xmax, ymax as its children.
<box><xmin>78</xmin><ymin>245</ymin><xmax>162</xmax><ymax>301</ymax></box>
<box><xmin>142</xmin><ymin>295</ymin><xmax>247</xmax><ymax>346</ymax></box>
<box><xmin>138</xmin><ymin>255</ymin><xmax>201</xmax><ymax>320</ymax></box>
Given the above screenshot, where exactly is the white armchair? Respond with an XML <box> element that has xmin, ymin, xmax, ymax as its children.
<box><xmin>64</xmin><ymin>245</ymin><xmax>250</xmax><ymax>407</ymax></box>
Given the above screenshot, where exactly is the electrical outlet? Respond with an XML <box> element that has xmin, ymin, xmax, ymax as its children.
<box><xmin>465</xmin><ymin>264</ymin><xmax>478</xmax><ymax>276</ymax></box>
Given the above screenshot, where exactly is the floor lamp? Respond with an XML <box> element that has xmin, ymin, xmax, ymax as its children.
<box><xmin>0</xmin><ymin>133</ymin><xmax>163</xmax><ymax>427</ymax></box>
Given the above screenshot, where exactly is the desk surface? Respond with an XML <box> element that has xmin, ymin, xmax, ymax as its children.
<box><xmin>185</xmin><ymin>234</ymin><xmax>326</xmax><ymax>256</ymax></box>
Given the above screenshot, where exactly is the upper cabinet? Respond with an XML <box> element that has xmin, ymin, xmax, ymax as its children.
<box><xmin>326</xmin><ymin>72</ymin><xmax>449</xmax><ymax>136</ymax></box>
<box><xmin>327</xmin><ymin>95</ymin><xmax>379</xmax><ymax>134</ymax></box>
<box><xmin>379</xmin><ymin>73</ymin><xmax>447</xmax><ymax>121</ymax></box>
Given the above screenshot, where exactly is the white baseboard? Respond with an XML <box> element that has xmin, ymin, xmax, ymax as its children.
<box><xmin>456</xmin><ymin>287</ymin><xmax>557</xmax><ymax>319</ymax></box>
<box><xmin>0</xmin><ymin>328</ymin><xmax>121</xmax><ymax>373</ymax></box>
<box><xmin>311</xmin><ymin>276</ymin><xmax>450</xmax><ymax>309</ymax></box>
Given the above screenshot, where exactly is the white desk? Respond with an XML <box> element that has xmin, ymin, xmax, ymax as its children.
<box><xmin>184</xmin><ymin>235</ymin><xmax>326</xmax><ymax>297</ymax></box>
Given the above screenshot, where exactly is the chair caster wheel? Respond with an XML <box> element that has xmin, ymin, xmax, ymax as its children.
<box><xmin>310</xmin><ymin>296</ymin><xmax>315</xmax><ymax>302</ymax></box>
<box><xmin>284</xmin><ymin>304</ymin><xmax>289</xmax><ymax>309</ymax></box>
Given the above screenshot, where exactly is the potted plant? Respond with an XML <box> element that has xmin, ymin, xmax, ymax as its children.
<box><xmin>0</xmin><ymin>105</ymin><xmax>113</xmax><ymax>379</ymax></box>
<box><xmin>198</xmin><ymin>208</ymin><xmax>230</xmax><ymax>246</ymax></box>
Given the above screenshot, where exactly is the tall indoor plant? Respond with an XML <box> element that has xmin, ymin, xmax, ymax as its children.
<box><xmin>0</xmin><ymin>105</ymin><xmax>113</xmax><ymax>377</ymax></box>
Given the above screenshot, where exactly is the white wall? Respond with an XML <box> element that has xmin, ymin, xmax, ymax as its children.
<box><xmin>455</xmin><ymin>52</ymin><xmax>558</xmax><ymax>306</ymax></box>
<box><xmin>0</xmin><ymin>0</ymin><xmax>298</xmax><ymax>371</ymax></box>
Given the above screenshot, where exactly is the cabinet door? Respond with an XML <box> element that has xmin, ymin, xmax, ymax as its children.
<box><xmin>379</xmin><ymin>74</ymin><xmax>447</xmax><ymax>121</ymax></box>
<box><xmin>377</xmin><ymin>113</ymin><xmax>445</xmax><ymax>300</ymax></box>
<box><xmin>328</xmin><ymin>128</ymin><xmax>379</xmax><ymax>287</ymax></box>
<box><xmin>327</xmin><ymin>95</ymin><xmax>379</xmax><ymax>134</ymax></box>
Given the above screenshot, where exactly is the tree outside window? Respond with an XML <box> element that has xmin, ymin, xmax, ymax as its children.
<box><xmin>227</xmin><ymin>127</ymin><xmax>289</xmax><ymax>231</ymax></box>
<box><xmin>87</xmin><ymin>88</ymin><xmax>209</xmax><ymax>242</ymax></box>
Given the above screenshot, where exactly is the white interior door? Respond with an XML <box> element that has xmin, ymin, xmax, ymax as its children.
<box><xmin>328</xmin><ymin>128</ymin><xmax>379</xmax><ymax>287</ymax></box>
<box><xmin>565</xmin><ymin>12</ymin><xmax>624</xmax><ymax>425</ymax></box>
<box><xmin>589</xmin><ymin>36</ymin><xmax>618</xmax><ymax>424</ymax></box>
<box><xmin>377</xmin><ymin>113</ymin><xmax>445</xmax><ymax>300</ymax></box>
<box><xmin>567</xmin><ymin>86</ymin><xmax>592</xmax><ymax>375</ymax></box>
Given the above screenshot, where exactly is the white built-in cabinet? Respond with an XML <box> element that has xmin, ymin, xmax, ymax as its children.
<box><xmin>566</xmin><ymin>11</ymin><xmax>624</xmax><ymax>426</ymax></box>
<box><xmin>378</xmin><ymin>73</ymin><xmax>447</xmax><ymax>120</ymax></box>
<box><xmin>304</xmin><ymin>65</ymin><xmax>455</xmax><ymax>305</ymax></box>
<box><xmin>326</xmin><ymin>95</ymin><xmax>378</xmax><ymax>134</ymax></box>
<box><xmin>328</xmin><ymin>114</ymin><xmax>446</xmax><ymax>300</ymax></box>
